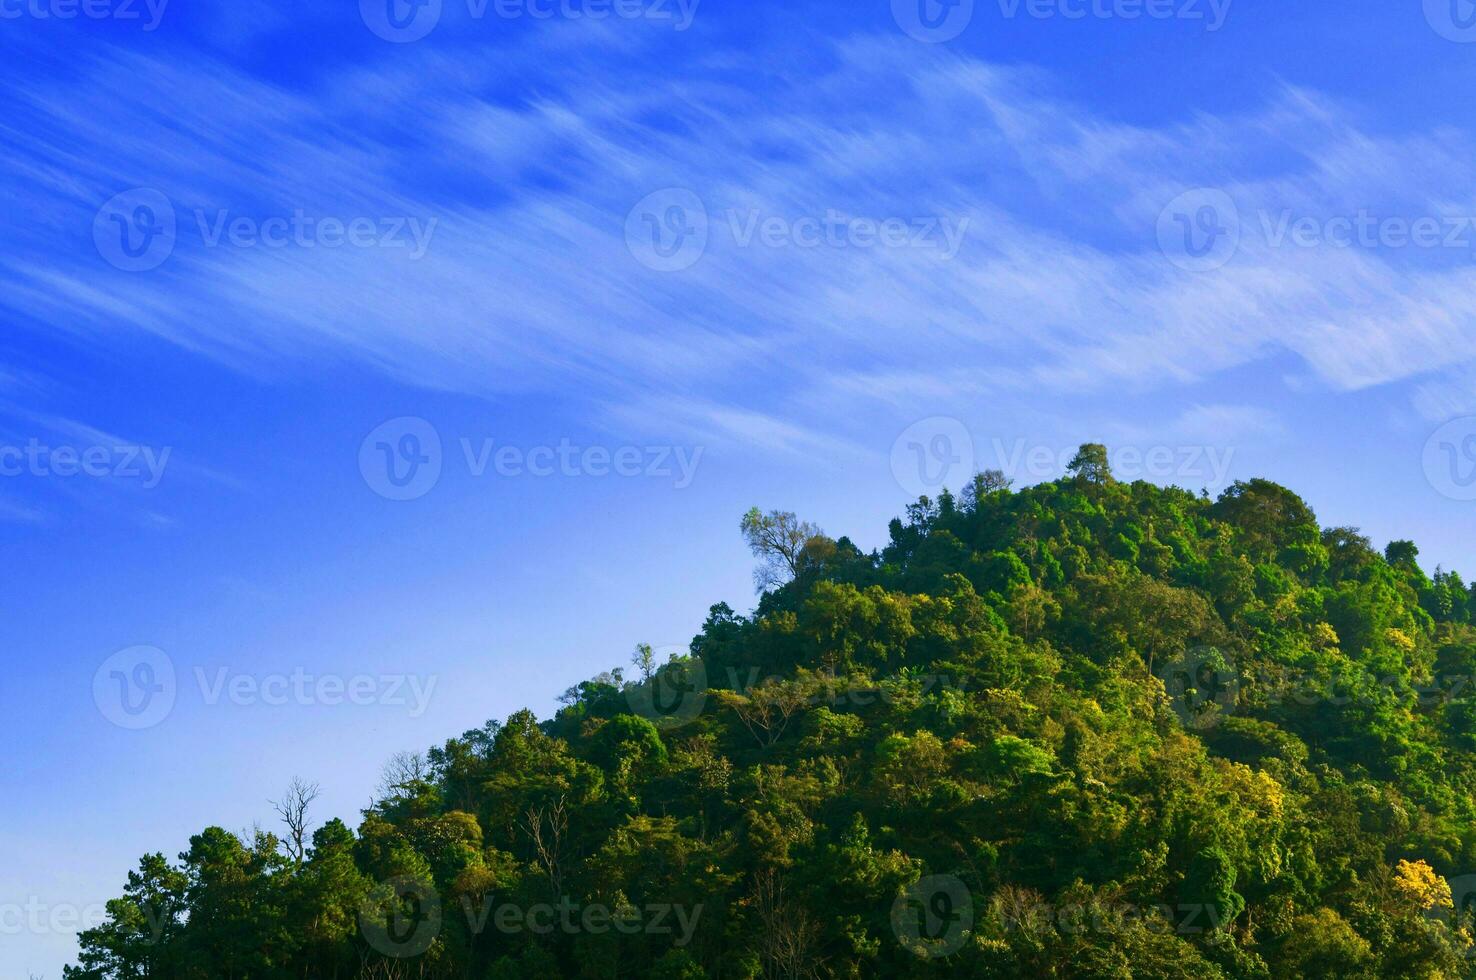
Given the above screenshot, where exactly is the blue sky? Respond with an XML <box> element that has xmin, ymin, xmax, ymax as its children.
<box><xmin>6</xmin><ymin>0</ymin><xmax>1476</xmax><ymax>974</ymax></box>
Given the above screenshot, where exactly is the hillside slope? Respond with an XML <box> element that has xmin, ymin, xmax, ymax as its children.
<box><xmin>71</xmin><ymin>448</ymin><xmax>1476</xmax><ymax>979</ymax></box>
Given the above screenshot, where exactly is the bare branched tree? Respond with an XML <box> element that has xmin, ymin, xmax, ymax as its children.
<box><xmin>740</xmin><ymin>508</ymin><xmax>832</xmax><ymax>591</ymax></box>
<box><xmin>376</xmin><ymin>751</ymin><xmax>429</xmax><ymax>801</ymax></box>
<box><xmin>753</xmin><ymin>869</ymin><xmax>822</xmax><ymax>979</ymax></box>
<box><xmin>962</xmin><ymin>469</ymin><xmax>1013</xmax><ymax>510</ymax></box>
<box><xmin>715</xmin><ymin>677</ymin><xmax>813</xmax><ymax>748</ymax></box>
<box><xmin>270</xmin><ymin>777</ymin><xmax>321</xmax><ymax>866</ymax></box>
<box><xmin>358</xmin><ymin>949</ymin><xmax>435</xmax><ymax>979</ymax></box>
<box><xmin>520</xmin><ymin>795</ymin><xmax>568</xmax><ymax>897</ymax></box>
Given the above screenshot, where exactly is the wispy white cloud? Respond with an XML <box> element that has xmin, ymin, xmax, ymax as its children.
<box><xmin>1170</xmin><ymin>404</ymin><xmax>1287</xmax><ymax>444</ymax></box>
<box><xmin>4</xmin><ymin>30</ymin><xmax>1476</xmax><ymax>464</ymax></box>
<box><xmin>0</xmin><ymin>494</ymin><xmax>46</xmax><ymax>525</ymax></box>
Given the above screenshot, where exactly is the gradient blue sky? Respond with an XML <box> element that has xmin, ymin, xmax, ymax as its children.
<box><xmin>7</xmin><ymin>0</ymin><xmax>1476</xmax><ymax>974</ymax></box>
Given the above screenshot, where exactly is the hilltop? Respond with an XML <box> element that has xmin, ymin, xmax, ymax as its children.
<box><xmin>71</xmin><ymin>446</ymin><xmax>1476</xmax><ymax>979</ymax></box>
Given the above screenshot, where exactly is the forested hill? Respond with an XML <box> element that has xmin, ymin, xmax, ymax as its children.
<box><xmin>71</xmin><ymin>446</ymin><xmax>1476</xmax><ymax>979</ymax></box>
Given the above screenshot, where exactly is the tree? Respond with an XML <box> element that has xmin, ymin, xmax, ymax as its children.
<box><xmin>1385</xmin><ymin>539</ymin><xmax>1420</xmax><ymax>569</ymax></box>
<box><xmin>632</xmin><ymin>642</ymin><xmax>658</xmax><ymax>682</ymax></box>
<box><xmin>270</xmin><ymin>777</ymin><xmax>321</xmax><ymax>867</ymax></box>
<box><xmin>65</xmin><ymin>853</ymin><xmax>186</xmax><ymax>979</ymax></box>
<box><xmin>1066</xmin><ymin>443</ymin><xmax>1113</xmax><ymax>484</ymax></box>
<box><xmin>71</xmin><ymin>470</ymin><xmax>1476</xmax><ymax>980</ymax></box>
<box><xmin>740</xmin><ymin>507</ymin><xmax>832</xmax><ymax>591</ymax></box>
<box><xmin>962</xmin><ymin>469</ymin><xmax>1012</xmax><ymax>510</ymax></box>
<box><xmin>1391</xmin><ymin>858</ymin><xmax>1452</xmax><ymax>913</ymax></box>
<box><xmin>1275</xmin><ymin>909</ymin><xmax>1375</xmax><ymax>978</ymax></box>
<box><xmin>375</xmin><ymin>751</ymin><xmax>430</xmax><ymax>801</ymax></box>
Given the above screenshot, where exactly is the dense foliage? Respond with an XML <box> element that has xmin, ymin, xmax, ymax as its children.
<box><xmin>71</xmin><ymin>448</ymin><xmax>1476</xmax><ymax>978</ymax></box>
